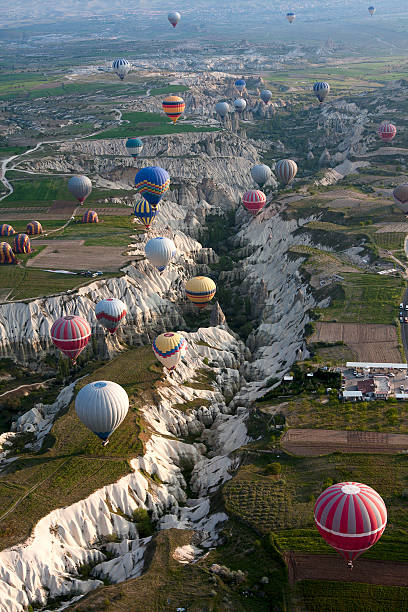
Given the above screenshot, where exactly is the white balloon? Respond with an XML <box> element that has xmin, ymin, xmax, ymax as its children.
<box><xmin>145</xmin><ymin>237</ymin><xmax>176</xmax><ymax>272</ymax></box>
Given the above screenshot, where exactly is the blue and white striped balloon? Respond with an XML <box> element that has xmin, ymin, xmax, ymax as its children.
<box><xmin>145</xmin><ymin>237</ymin><xmax>176</xmax><ymax>272</ymax></box>
<box><xmin>313</xmin><ymin>82</ymin><xmax>330</xmax><ymax>103</ymax></box>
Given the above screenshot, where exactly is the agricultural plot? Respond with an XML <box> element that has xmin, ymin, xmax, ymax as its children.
<box><xmin>310</xmin><ymin>322</ymin><xmax>402</xmax><ymax>362</ymax></box>
<box><xmin>26</xmin><ymin>240</ymin><xmax>130</xmax><ymax>272</ymax></box>
<box><xmin>281</xmin><ymin>429</ymin><xmax>408</xmax><ymax>456</ymax></box>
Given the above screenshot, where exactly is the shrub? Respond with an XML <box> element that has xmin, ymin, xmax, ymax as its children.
<box><xmin>265</xmin><ymin>462</ymin><xmax>282</xmax><ymax>475</ymax></box>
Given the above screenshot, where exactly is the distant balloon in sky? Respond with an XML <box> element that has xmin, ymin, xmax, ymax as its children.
<box><xmin>50</xmin><ymin>315</ymin><xmax>91</xmax><ymax>364</ymax></box>
<box><xmin>168</xmin><ymin>11</ymin><xmax>181</xmax><ymax>28</ymax></box>
<box><xmin>153</xmin><ymin>332</ymin><xmax>185</xmax><ymax>371</ymax></box>
<box><xmin>135</xmin><ymin>166</ymin><xmax>170</xmax><ymax>207</ymax></box>
<box><xmin>251</xmin><ymin>164</ymin><xmax>272</xmax><ymax>188</ymax></box>
<box><xmin>75</xmin><ymin>381</ymin><xmax>129</xmax><ymax>446</ymax></box>
<box><xmin>393</xmin><ymin>184</ymin><xmax>408</xmax><ymax>214</ymax></box>
<box><xmin>112</xmin><ymin>58</ymin><xmax>130</xmax><ymax>80</ymax></box>
<box><xmin>68</xmin><ymin>175</ymin><xmax>92</xmax><ymax>205</ymax></box>
<box><xmin>378</xmin><ymin>122</ymin><xmax>397</xmax><ymax>143</ymax></box>
<box><xmin>215</xmin><ymin>102</ymin><xmax>230</xmax><ymax>118</ymax></box>
<box><xmin>234</xmin><ymin>98</ymin><xmax>247</xmax><ymax>113</ymax></box>
<box><xmin>126</xmin><ymin>137</ymin><xmax>143</xmax><ymax>158</ymax></box>
<box><xmin>313</xmin><ymin>81</ymin><xmax>330</xmax><ymax>103</ymax></box>
<box><xmin>242</xmin><ymin>190</ymin><xmax>267</xmax><ymax>216</ymax></box>
<box><xmin>260</xmin><ymin>89</ymin><xmax>272</xmax><ymax>105</ymax></box>
<box><xmin>286</xmin><ymin>12</ymin><xmax>296</xmax><ymax>23</ymax></box>
<box><xmin>276</xmin><ymin>159</ymin><xmax>298</xmax><ymax>185</ymax></box>
<box><xmin>235</xmin><ymin>79</ymin><xmax>246</xmax><ymax>94</ymax></box>
<box><xmin>95</xmin><ymin>298</ymin><xmax>127</xmax><ymax>335</ymax></box>
<box><xmin>145</xmin><ymin>237</ymin><xmax>176</xmax><ymax>272</ymax></box>
<box><xmin>162</xmin><ymin>95</ymin><xmax>185</xmax><ymax>124</ymax></box>
<box><xmin>368</xmin><ymin>6</ymin><xmax>375</xmax><ymax>16</ymax></box>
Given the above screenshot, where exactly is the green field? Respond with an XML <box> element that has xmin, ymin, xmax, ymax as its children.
<box><xmin>315</xmin><ymin>272</ymin><xmax>405</xmax><ymax>325</ymax></box>
<box><xmin>0</xmin><ymin>79</ymin><xmax>145</xmax><ymax>101</ymax></box>
<box><xmin>89</xmin><ymin>110</ymin><xmax>218</xmax><ymax>139</ymax></box>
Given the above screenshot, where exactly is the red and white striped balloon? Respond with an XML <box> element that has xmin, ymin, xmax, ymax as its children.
<box><xmin>51</xmin><ymin>315</ymin><xmax>91</xmax><ymax>364</ymax></box>
<box><xmin>378</xmin><ymin>122</ymin><xmax>397</xmax><ymax>143</ymax></box>
<box><xmin>314</xmin><ymin>482</ymin><xmax>387</xmax><ymax>567</ymax></box>
<box><xmin>242</xmin><ymin>190</ymin><xmax>267</xmax><ymax>215</ymax></box>
<box><xmin>95</xmin><ymin>298</ymin><xmax>127</xmax><ymax>334</ymax></box>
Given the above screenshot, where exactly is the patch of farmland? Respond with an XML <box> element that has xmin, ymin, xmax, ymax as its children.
<box><xmin>376</xmin><ymin>223</ymin><xmax>408</xmax><ymax>233</ymax></box>
<box><xmin>26</xmin><ymin>240</ymin><xmax>131</xmax><ymax>271</ymax></box>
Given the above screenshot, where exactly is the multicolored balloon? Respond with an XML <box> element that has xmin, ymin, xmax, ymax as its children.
<box><xmin>113</xmin><ymin>58</ymin><xmax>130</xmax><ymax>80</ymax></box>
<box><xmin>134</xmin><ymin>197</ymin><xmax>158</xmax><ymax>230</ymax></box>
<box><xmin>276</xmin><ymin>159</ymin><xmax>298</xmax><ymax>185</ymax></box>
<box><xmin>135</xmin><ymin>166</ymin><xmax>170</xmax><ymax>207</ymax></box>
<box><xmin>145</xmin><ymin>237</ymin><xmax>176</xmax><ymax>272</ymax></box>
<box><xmin>314</xmin><ymin>482</ymin><xmax>387</xmax><ymax>568</ymax></box>
<box><xmin>75</xmin><ymin>381</ymin><xmax>129</xmax><ymax>445</ymax></box>
<box><xmin>368</xmin><ymin>6</ymin><xmax>375</xmax><ymax>16</ymax></box>
<box><xmin>313</xmin><ymin>82</ymin><xmax>330</xmax><ymax>103</ymax></box>
<box><xmin>393</xmin><ymin>184</ymin><xmax>408</xmax><ymax>214</ymax></box>
<box><xmin>168</xmin><ymin>11</ymin><xmax>181</xmax><ymax>28</ymax></box>
<box><xmin>68</xmin><ymin>175</ymin><xmax>92</xmax><ymax>205</ymax></box>
<box><xmin>242</xmin><ymin>190</ymin><xmax>267</xmax><ymax>216</ymax></box>
<box><xmin>235</xmin><ymin>79</ymin><xmax>246</xmax><ymax>94</ymax></box>
<box><xmin>179</xmin><ymin>335</ymin><xmax>188</xmax><ymax>359</ymax></box>
<box><xmin>0</xmin><ymin>224</ymin><xmax>15</xmax><ymax>236</ymax></box>
<box><xmin>286</xmin><ymin>12</ymin><xmax>296</xmax><ymax>23</ymax></box>
<box><xmin>26</xmin><ymin>221</ymin><xmax>42</xmax><ymax>236</ymax></box>
<box><xmin>251</xmin><ymin>164</ymin><xmax>272</xmax><ymax>188</ymax></box>
<box><xmin>0</xmin><ymin>242</ymin><xmax>17</xmax><ymax>264</ymax></box>
<box><xmin>82</xmin><ymin>210</ymin><xmax>99</xmax><ymax>224</ymax></box>
<box><xmin>126</xmin><ymin>137</ymin><xmax>143</xmax><ymax>158</ymax></box>
<box><xmin>185</xmin><ymin>276</ymin><xmax>216</xmax><ymax>309</ymax></box>
<box><xmin>260</xmin><ymin>89</ymin><xmax>272</xmax><ymax>105</ymax></box>
<box><xmin>50</xmin><ymin>315</ymin><xmax>91</xmax><ymax>364</ymax></box>
<box><xmin>95</xmin><ymin>298</ymin><xmax>127</xmax><ymax>335</ymax></box>
<box><xmin>378</xmin><ymin>122</ymin><xmax>397</xmax><ymax>143</ymax></box>
<box><xmin>234</xmin><ymin>98</ymin><xmax>247</xmax><ymax>113</ymax></box>
<box><xmin>153</xmin><ymin>332</ymin><xmax>185</xmax><ymax>371</ymax></box>
<box><xmin>162</xmin><ymin>95</ymin><xmax>185</xmax><ymax>124</ymax></box>
<box><xmin>12</xmin><ymin>234</ymin><xmax>31</xmax><ymax>254</ymax></box>
<box><xmin>215</xmin><ymin>102</ymin><xmax>230</xmax><ymax>118</ymax></box>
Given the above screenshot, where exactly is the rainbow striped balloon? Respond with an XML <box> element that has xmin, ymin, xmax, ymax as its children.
<box><xmin>26</xmin><ymin>221</ymin><xmax>43</xmax><ymax>235</ymax></box>
<box><xmin>153</xmin><ymin>332</ymin><xmax>185</xmax><ymax>371</ymax></box>
<box><xmin>0</xmin><ymin>224</ymin><xmax>15</xmax><ymax>236</ymax></box>
<box><xmin>82</xmin><ymin>210</ymin><xmax>99</xmax><ymax>224</ymax></box>
<box><xmin>135</xmin><ymin>166</ymin><xmax>170</xmax><ymax>207</ymax></box>
<box><xmin>12</xmin><ymin>234</ymin><xmax>31</xmax><ymax>254</ymax></box>
<box><xmin>0</xmin><ymin>242</ymin><xmax>17</xmax><ymax>264</ymax></box>
<box><xmin>134</xmin><ymin>197</ymin><xmax>158</xmax><ymax>229</ymax></box>
<box><xmin>162</xmin><ymin>96</ymin><xmax>185</xmax><ymax>124</ymax></box>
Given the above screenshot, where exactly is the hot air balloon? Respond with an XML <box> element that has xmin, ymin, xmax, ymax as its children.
<box><xmin>95</xmin><ymin>298</ymin><xmax>127</xmax><ymax>334</ymax></box>
<box><xmin>50</xmin><ymin>315</ymin><xmax>91</xmax><ymax>364</ymax></box>
<box><xmin>185</xmin><ymin>276</ymin><xmax>216</xmax><ymax>309</ymax></box>
<box><xmin>153</xmin><ymin>332</ymin><xmax>185</xmax><ymax>371</ymax></box>
<box><xmin>235</xmin><ymin>79</ymin><xmax>246</xmax><ymax>94</ymax></box>
<box><xmin>378</xmin><ymin>122</ymin><xmax>397</xmax><ymax>143</ymax></box>
<box><xmin>313</xmin><ymin>82</ymin><xmax>330</xmax><ymax>103</ymax></box>
<box><xmin>251</xmin><ymin>164</ymin><xmax>272</xmax><ymax>188</ymax></box>
<box><xmin>82</xmin><ymin>210</ymin><xmax>99</xmax><ymax>224</ymax></box>
<box><xmin>0</xmin><ymin>224</ymin><xmax>15</xmax><ymax>236</ymax></box>
<box><xmin>286</xmin><ymin>12</ymin><xmax>296</xmax><ymax>23</ymax></box>
<box><xmin>145</xmin><ymin>237</ymin><xmax>176</xmax><ymax>272</ymax></box>
<box><xmin>314</xmin><ymin>482</ymin><xmax>387</xmax><ymax>568</ymax></box>
<box><xmin>26</xmin><ymin>221</ymin><xmax>42</xmax><ymax>236</ymax></box>
<box><xmin>168</xmin><ymin>11</ymin><xmax>181</xmax><ymax>28</ymax></box>
<box><xmin>12</xmin><ymin>234</ymin><xmax>31</xmax><ymax>254</ymax></box>
<box><xmin>215</xmin><ymin>102</ymin><xmax>230</xmax><ymax>118</ymax></box>
<box><xmin>68</xmin><ymin>175</ymin><xmax>92</xmax><ymax>205</ymax></box>
<box><xmin>75</xmin><ymin>381</ymin><xmax>129</xmax><ymax>446</ymax></box>
<box><xmin>0</xmin><ymin>242</ymin><xmax>17</xmax><ymax>264</ymax></box>
<box><xmin>162</xmin><ymin>95</ymin><xmax>185</xmax><ymax>124</ymax></box>
<box><xmin>276</xmin><ymin>159</ymin><xmax>298</xmax><ymax>185</ymax></box>
<box><xmin>135</xmin><ymin>166</ymin><xmax>170</xmax><ymax>207</ymax></box>
<box><xmin>134</xmin><ymin>197</ymin><xmax>158</xmax><ymax>230</ymax></box>
<box><xmin>112</xmin><ymin>58</ymin><xmax>130</xmax><ymax>80</ymax></box>
<box><xmin>393</xmin><ymin>184</ymin><xmax>408</xmax><ymax>214</ymax></box>
<box><xmin>126</xmin><ymin>137</ymin><xmax>143</xmax><ymax>158</ymax></box>
<box><xmin>234</xmin><ymin>98</ymin><xmax>247</xmax><ymax>113</ymax></box>
<box><xmin>368</xmin><ymin>6</ymin><xmax>375</xmax><ymax>16</ymax></box>
<box><xmin>260</xmin><ymin>89</ymin><xmax>272</xmax><ymax>105</ymax></box>
<box><xmin>242</xmin><ymin>190</ymin><xmax>267</xmax><ymax>216</ymax></box>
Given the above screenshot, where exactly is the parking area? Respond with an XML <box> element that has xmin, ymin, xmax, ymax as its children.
<box><xmin>340</xmin><ymin>362</ymin><xmax>408</xmax><ymax>400</ymax></box>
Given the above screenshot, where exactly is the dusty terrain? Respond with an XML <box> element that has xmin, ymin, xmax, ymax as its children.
<box><xmin>26</xmin><ymin>240</ymin><xmax>130</xmax><ymax>271</ymax></box>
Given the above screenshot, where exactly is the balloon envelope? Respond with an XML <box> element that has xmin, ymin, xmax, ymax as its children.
<box><xmin>51</xmin><ymin>315</ymin><xmax>91</xmax><ymax>364</ymax></box>
<box><xmin>286</xmin><ymin>12</ymin><xmax>296</xmax><ymax>23</ymax></box>
<box><xmin>113</xmin><ymin>58</ymin><xmax>130</xmax><ymax>80</ymax></box>
<box><xmin>26</xmin><ymin>221</ymin><xmax>42</xmax><ymax>236</ymax></box>
<box><xmin>12</xmin><ymin>234</ymin><xmax>31</xmax><ymax>254</ymax></box>
<box><xmin>0</xmin><ymin>224</ymin><xmax>15</xmax><ymax>236</ymax></box>
<box><xmin>276</xmin><ymin>159</ymin><xmax>298</xmax><ymax>185</ymax></box>
<box><xmin>95</xmin><ymin>298</ymin><xmax>127</xmax><ymax>334</ymax></box>
<box><xmin>0</xmin><ymin>242</ymin><xmax>17</xmax><ymax>264</ymax></box>
<box><xmin>234</xmin><ymin>98</ymin><xmax>247</xmax><ymax>113</ymax></box>
<box><xmin>368</xmin><ymin>6</ymin><xmax>375</xmax><ymax>15</ymax></box>
<box><xmin>134</xmin><ymin>197</ymin><xmax>158</xmax><ymax>229</ymax></box>
<box><xmin>153</xmin><ymin>332</ymin><xmax>185</xmax><ymax>370</ymax></box>
<box><xmin>313</xmin><ymin>82</ymin><xmax>330</xmax><ymax>103</ymax></box>
<box><xmin>68</xmin><ymin>175</ymin><xmax>92</xmax><ymax>204</ymax></box>
<box><xmin>162</xmin><ymin>95</ymin><xmax>185</xmax><ymax>123</ymax></box>
<box><xmin>260</xmin><ymin>89</ymin><xmax>272</xmax><ymax>105</ymax></box>
<box><xmin>242</xmin><ymin>190</ymin><xmax>267</xmax><ymax>215</ymax></box>
<box><xmin>393</xmin><ymin>184</ymin><xmax>408</xmax><ymax>214</ymax></box>
<box><xmin>82</xmin><ymin>210</ymin><xmax>98</xmax><ymax>224</ymax></box>
<box><xmin>145</xmin><ymin>237</ymin><xmax>176</xmax><ymax>272</ymax></box>
<box><xmin>75</xmin><ymin>381</ymin><xmax>129</xmax><ymax>443</ymax></box>
<box><xmin>378</xmin><ymin>122</ymin><xmax>396</xmax><ymax>142</ymax></box>
<box><xmin>126</xmin><ymin>137</ymin><xmax>143</xmax><ymax>158</ymax></box>
<box><xmin>168</xmin><ymin>11</ymin><xmax>181</xmax><ymax>27</ymax></box>
<box><xmin>314</xmin><ymin>482</ymin><xmax>387</xmax><ymax>565</ymax></box>
<box><xmin>185</xmin><ymin>276</ymin><xmax>216</xmax><ymax>309</ymax></box>
<box><xmin>135</xmin><ymin>166</ymin><xmax>170</xmax><ymax>207</ymax></box>
<box><xmin>251</xmin><ymin>164</ymin><xmax>272</xmax><ymax>188</ymax></box>
<box><xmin>235</xmin><ymin>79</ymin><xmax>246</xmax><ymax>93</ymax></box>
<box><xmin>215</xmin><ymin>102</ymin><xmax>230</xmax><ymax>118</ymax></box>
